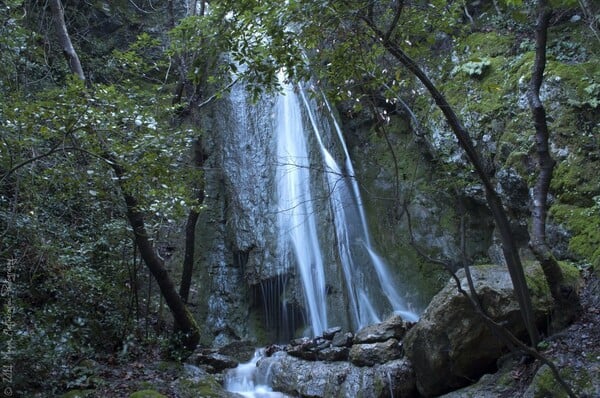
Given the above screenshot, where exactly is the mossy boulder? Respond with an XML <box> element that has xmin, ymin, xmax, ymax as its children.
<box><xmin>524</xmin><ymin>364</ymin><xmax>599</xmax><ymax>398</ymax></box>
<box><xmin>129</xmin><ymin>390</ymin><xmax>167</xmax><ymax>398</ymax></box>
<box><xmin>172</xmin><ymin>364</ymin><xmax>236</xmax><ymax>398</ymax></box>
<box><xmin>403</xmin><ymin>263</ymin><xmax>559</xmax><ymax>397</ymax></box>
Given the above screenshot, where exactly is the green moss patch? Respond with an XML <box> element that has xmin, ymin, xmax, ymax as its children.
<box><xmin>459</xmin><ymin>32</ymin><xmax>515</xmax><ymax>57</ymax></box>
<box><xmin>550</xmin><ymin>203</ymin><xmax>600</xmax><ymax>271</ymax></box>
<box><xmin>129</xmin><ymin>390</ymin><xmax>167</xmax><ymax>398</ymax></box>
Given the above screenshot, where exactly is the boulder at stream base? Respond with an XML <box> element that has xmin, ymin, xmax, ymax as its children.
<box><xmin>403</xmin><ymin>264</ymin><xmax>554</xmax><ymax>397</ymax></box>
<box><xmin>256</xmin><ymin>353</ymin><xmax>417</xmax><ymax>397</ymax></box>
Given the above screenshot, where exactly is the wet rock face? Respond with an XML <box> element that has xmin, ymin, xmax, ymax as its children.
<box><xmin>349</xmin><ymin>338</ymin><xmax>403</xmax><ymax>366</ymax></box>
<box><xmin>403</xmin><ymin>265</ymin><xmax>554</xmax><ymax>397</ymax></box>
<box><xmin>257</xmin><ymin>354</ymin><xmax>417</xmax><ymax>398</ymax></box>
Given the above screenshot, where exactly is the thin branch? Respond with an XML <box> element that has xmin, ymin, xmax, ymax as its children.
<box><xmin>384</xmin><ymin>0</ymin><xmax>404</xmax><ymax>42</ymax></box>
<box><xmin>196</xmin><ymin>78</ymin><xmax>239</xmax><ymax>109</ymax></box>
<box><xmin>0</xmin><ymin>145</ymin><xmax>112</xmax><ymax>185</ymax></box>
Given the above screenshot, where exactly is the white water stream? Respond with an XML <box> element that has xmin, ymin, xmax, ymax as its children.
<box><xmin>298</xmin><ymin>86</ymin><xmax>419</xmax><ymax>327</ymax></box>
<box><xmin>276</xmin><ymin>75</ymin><xmax>329</xmax><ymax>336</ymax></box>
<box><xmin>224</xmin><ymin>349</ymin><xmax>288</xmax><ymax>397</ymax></box>
<box><xmin>225</xmin><ymin>76</ymin><xmax>417</xmax><ymax>396</ymax></box>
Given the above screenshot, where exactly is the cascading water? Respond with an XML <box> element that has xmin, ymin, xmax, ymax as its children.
<box><xmin>320</xmin><ymin>92</ymin><xmax>419</xmax><ymax>322</ymax></box>
<box><xmin>224</xmin><ymin>349</ymin><xmax>288</xmax><ymax>397</ymax></box>
<box><xmin>277</xmin><ymin>76</ymin><xmax>418</xmax><ymax>332</ymax></box>
<box><xmin>298</xmin><ymin>86</ymin><xmax>419</xmax><ymax>327</ymax></box>
<box><xmin>225</xmin><ymin>77</ymin><xmax>417</xmax><ymax>396</ymax></box>
<box><xmin>275</xmin><ymin>74</ymin><xmax>329</xmax><ymax>337</ymax></box>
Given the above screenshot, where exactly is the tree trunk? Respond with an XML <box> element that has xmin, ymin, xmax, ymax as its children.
<box><xmin>109</xmin><ymin>158</ymin><xmax>200</xmax><ymax>350</ymax></box>
<box><xmin>359</xmin><ymin>12</ymin><xmax>540</xmax><ymax>346</ymax></box>
<box><xmin>528</xmin><ymin>0</ymin><xmax>581</xmax><ymax>327</ymax></box>
<box><xmin>179</xmin><ymin>138</ymin><xmax>207</xmax><ymax>303</ymax></box>
<box><xmin>48</xmin><ymin>0</ymin><xmax>85</xmax><ymax>80</ymax></box>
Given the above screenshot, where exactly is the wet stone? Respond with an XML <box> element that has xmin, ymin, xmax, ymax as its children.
<box><xmin>322</xmin><ymin>326</ymin><xmax>342</xmax><ymax>340</ymax></box>
<box><xmin>332</xmin><ymin>332</ymin><xmax>354</xmax><ymax>348</ymax></box>
<box><xmin>316</xmin><ymin>346</ymin><xmax>349</xmax><ymax>362</ymax></box>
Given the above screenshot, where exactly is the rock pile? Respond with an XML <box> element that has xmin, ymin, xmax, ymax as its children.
<box><xmin>256</xmin><ymin>315</ymin><xmax>418</xmax><ymax>397</ymax></box>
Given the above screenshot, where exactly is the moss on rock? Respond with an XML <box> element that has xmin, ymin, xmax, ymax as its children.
<box><xmin>129</xmin><ymin>390</ymin><xmax>167</xmax><ymax>398</ymax></box>
<box><xmin>526</xmin><ymin>363</ymin><xmax>596</xmax><ymax>398</ymax></box>
<box><xmin>550</xmin><ymin>203</ymin><xmax>600</xmax><ymax>272</ymax></box>
<box><xmin>176</xmin><ymin>374</ymin><xmax>230</xmax><ymax>398</ymax></box>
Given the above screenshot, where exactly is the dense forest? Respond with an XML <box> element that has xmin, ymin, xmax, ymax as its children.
<box><xmin>1</xmin><ymin>0</ymin><xmax>598</xmax><ymax>397</ymax></box>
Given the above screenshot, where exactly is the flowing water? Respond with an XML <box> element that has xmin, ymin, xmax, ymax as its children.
<box><xmin>275</xmin><ymin>76</ymin><xmax>329</xmax><ymax>336</ymax></box>
<box><xmin>225</xmin><ymin>77</ymin><xmax>418</xmax><ymax>395</ymax></box>
<box><xmin>224</xmin><ymin>349</ymin><xmax>288</xmax><ymax>397</ymax></box>
<box><xmin>297</xmin><ymin>85</ymin><xmax>419</xmax><ymax>327</ymax></box>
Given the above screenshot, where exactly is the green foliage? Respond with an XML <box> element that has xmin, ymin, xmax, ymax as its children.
<box><xmin>0</xmin><ymin>1</ymin><xmax>50</xmax><ymax>92</ymax></box>
<box><xmin>452</xmin><ymin>58</ymin><xmax>492</xmax><ymax>78</ymax></box>
<box><xmin>0</xmin><ymin>3</ymin><xmax>210</xmax><ymax>393</ymax></box>
<box><xmin>111</xmin><ymin>33</ymin><xmax>167</xmax><ymax>81</ymax></box>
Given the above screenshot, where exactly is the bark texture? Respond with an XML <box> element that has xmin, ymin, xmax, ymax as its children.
<box><xmin>527</xmin><ymin>0</ymin><xmax>581</xmax><ymax>327</ymax></box>
<box><xmin>48</xmin><ymin>0</ymin><xmax>85</xmax><ymax>80</ymax></box>
<box><xmin>179</xmin><ymin>138</ymin><xmax>207</xmax><ymax>303</ymax></box>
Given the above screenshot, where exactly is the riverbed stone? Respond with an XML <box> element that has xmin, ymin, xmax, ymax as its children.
<box><xmin>189</xmin><ymin>349</ymin><xmax>238</xmax><ymax>373</ymax></box>
<box><xmin>217</xmin><ymin>340</ymin><xmax>256</xmax><ymax>363</ymax></box>
<box><xmin>317</xmin><ymin>346</ymin><xmax>349</xmax><ymax>362</ymax></box>
<box><xmin>331</xmin><ymin>331</ymin><xmax>354</xmax><ymax>347</ymax></box>
<box><xmin>323</xmin><ymin>326</ymin><xmax>342</xmax><ymax>339</ymax></box>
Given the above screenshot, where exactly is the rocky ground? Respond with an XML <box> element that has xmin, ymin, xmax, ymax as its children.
<box><xmin>61</xmin><ymin>267</ymin><xmax>598</xmax><ymax>398</ymax></box>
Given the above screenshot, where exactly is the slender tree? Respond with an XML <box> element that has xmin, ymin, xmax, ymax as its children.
<box><xmin>109</xmin><ymin>156</ymin><xmax>200</xmax><ymax>350</ymax></box>
<box><xmin>48</xmin><ymin>0</ymin><xmax>84</xmax><ymax>80</ymax></box>
<box><xmin>527</xmin><ymin>0</ymin><xmax>582</xmax><ymax>327</ymax></box>
<box><xmin>179</xmin><ymin>138</ymin><xmax>207</xmax><ymax>303</ymax></box>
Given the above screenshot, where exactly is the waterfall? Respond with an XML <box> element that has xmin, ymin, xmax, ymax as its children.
<box><xmin>276</xmin><ymin>75</ymin><xmax>329</xmax><ymax>336</ymax></box>
<box><xmin>318</xmin><ymin>91</ymin><xmax>418</xmax><ymax>323</ymax></box>
<box><xmin>276</xmin><ymin>75</ymin><xmax>418</xmax><ymax>334</ymax></box>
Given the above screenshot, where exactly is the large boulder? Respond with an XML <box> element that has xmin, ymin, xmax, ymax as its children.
<box><xmin>403</xmin><ymin>264</ymin><xmax>553</xmax><ymax>397</ymax></box>
<box><xmin>256</xmin><ymin>352</ymin><xmax>417</xmax><ymax>398</ymax></box>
